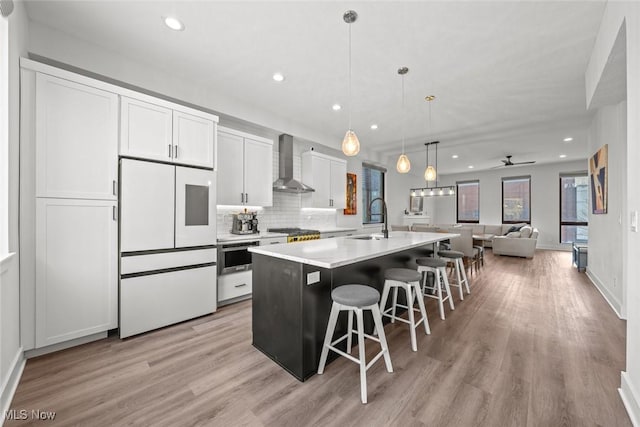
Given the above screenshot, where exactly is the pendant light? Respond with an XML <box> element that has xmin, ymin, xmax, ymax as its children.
<box><xmin>341</xmin><ymin>10</ymin><xmax>360</xmax><ymax>157</ymax></box>
<box><xmin>396</xmin><ymin>67</ymin><xmax>411</xmax><ymax>173</ymax></box>
<box><xmin>424</xmin><ymin>95</ymin><xmax>437</xmax><ymax>181</ymax></box>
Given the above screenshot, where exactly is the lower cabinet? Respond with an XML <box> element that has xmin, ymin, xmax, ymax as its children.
<box><xmin>35</xmin><ymin>198</ymin><xmax>118</xmax><ymax>348</ymax></box>
<box><xmin>120</xmin><ymin>264</ymin><xmax>217</xmax><ymax>338</ymax></box>
<box><xmin>218</xmin><ymin>270</ymin><xmax>252</xmax><ymax>306</ymax></box>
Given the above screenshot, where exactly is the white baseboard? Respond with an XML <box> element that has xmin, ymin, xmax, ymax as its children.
<box><xmin>620</xmin><ymin>372</ymin><xmax>640</xmax><ymax>426</ymax></box>
<box><xmin>536</xmin><ymin>244</ymin><xmax>572</xmax><ymax>251</ymax></box>
<box><xmin>24</xmin><ymin>331</ymin><xmax>107</xmax><ymax>359</ymax></box>
<box><xmin>0</xmin><ymin>347</ymin><xmax>25</xmax><ymax>426</ymax></box>
<box><xmin>586</xmin><ymin>268</ymin><xmax>624</xmax><ymax>319</ymax></box>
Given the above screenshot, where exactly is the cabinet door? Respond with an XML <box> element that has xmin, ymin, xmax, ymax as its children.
<box><xmin>120</xmin><ymin>97</ymin><xmax>173</xmax><ymax>162</ymax></box>
<box><xmin>330</xmin><ymin>160</ymin><xmax>347</xmax><ymax>210</ymax></box>
<box><xmin>243</xmin><ymin>138</ymin><xmax>273</xmax><ymax>207</ymax></box>
<box><xmin>35</xmin><ymin>73</ymin><xmax>118</xmax><ymax>200</ymax></box>
<box><xmin>310</xmin><ymin>156</ymin><xmax>331</xmax><ymax>208</ymax></box>
<box><xmin>173</xmin><ymin>111</ymin><xmax>215</xmax><ymax>168</ymax></box>
<box><xmin>175</xmin><ymin>166</ymin><xmax>216</xmax><ymax>248</ymax></box>
<box><xmin>35</xmin><ymin>198</ymin><xmax>118</xmax><ymax>347</ymax></box>
<box><xmin>120</xmin><ymin>160</ymin><xmax>175</xmax><ymax>252</ymax></box>
<box><xmin>216</xmin><ymin>131</ymin><xmax>245</xmax><ymax>205</ymax></box>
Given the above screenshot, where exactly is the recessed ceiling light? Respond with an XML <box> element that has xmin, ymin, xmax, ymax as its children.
<box><xmin>272</xmin><ymin>73</ymin><xmax>285</xmax><ymax>82</ymax></box>
<box><xmin>332</xmin><ymin>104</ymin><xmax>341</xmax><ymax>111</ymax></box>
<box><xmin>452</xmin><ymin>154</ymin><xmax>459</xmax><ymax>159</ymax></box>
<box><xmin>163</xmin><ymin>16</ymin><xmax>185</xmax><ymax>31</ymax></box>
<box><xmin>370</xmin><ymin>124</ymin><xmax>378</xmax><ymax>130</ymax></box>
<box><xmin>563</xmin><ymin>137</ymin><xmax>573</xmax><ymax>142</ymax></box>
<box><xmin>559</xmin><ymin>154</ymin><xmax>567</xmax><ymax>158</ymax></box>
<box><xmin>468</xmin><ymin>165</ymin><xmax>474</xmax><ymax>169</ymax></box>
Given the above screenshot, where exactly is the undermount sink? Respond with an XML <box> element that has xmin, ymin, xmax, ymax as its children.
<box><xmin>348</xmin><ymin>234</ymin><xmax>385</xmax><ymax>241</ymax></box>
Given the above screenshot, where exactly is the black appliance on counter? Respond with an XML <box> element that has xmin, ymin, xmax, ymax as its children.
<box><xmin>267</xmin><ymin>227</ymin><xmax>321</xmax><ymax>243</ymax></box>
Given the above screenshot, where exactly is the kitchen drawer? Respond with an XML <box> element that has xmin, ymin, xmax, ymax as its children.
<box><xmin>260</xmin><ymin>237</ymin><xmax>287</xmax><ymax>245</ymax></box>
<box><xmin>121</xmin><ymin>248</ymin><xmax>216</xmax><ymax>275</ymax></box>
<box><xmin>218</xmin><ymin>270</ymin><xmax>252</xmax><ymax>303</ymax></box>
<box><xmin>120</xmin><ymin>265</ymin><xmax>216</xmax><ymax>338</ymax></box>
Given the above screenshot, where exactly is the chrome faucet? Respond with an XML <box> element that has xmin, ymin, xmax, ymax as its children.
<box><xmin>368</xmin><ymin>197</ymin><xmax>389</xmax><ymax>238</ymax></box>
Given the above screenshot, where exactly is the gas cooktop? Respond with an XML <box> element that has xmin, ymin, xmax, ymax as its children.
<box><xmin>267</xmin><ymin>227</ymin><xmax>321</xmax><ymax>236</ymax></box>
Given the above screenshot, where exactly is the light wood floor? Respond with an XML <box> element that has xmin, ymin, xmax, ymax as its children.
<box><xmin>8</xmin><ymin>250</ymin><xmax>630</xmax><ymax>426</ymax></box>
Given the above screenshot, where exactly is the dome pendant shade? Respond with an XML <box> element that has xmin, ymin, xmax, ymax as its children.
<box><xmin>342</xmin><ymin>130</ymin><xmax>360</xmax><ymax>156</ymax></box>
<box><xmin>396</xmin><ymin>154</ymin><xmax>411</xmax><ymax>173</ymax></box>
<box><xmin>424</xmin><ymin>165</ymin><xmax>437</xmax><ymax>181</ymax></box>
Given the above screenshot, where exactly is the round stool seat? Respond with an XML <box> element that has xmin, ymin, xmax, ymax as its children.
<box><xmin>332</xmin><ymin>285</ymin><xmax>380</xmax><ymax>307</ymax></box>
<box><xmin>439</xmin><ymin>250</ymin><xmax>464</xmax><ymax>259</ymax></box>
<box><xmin>416</xmin><ymin>257</ymin><xmax>448</xmax><ymax>268</ymax></box>
<box><xmin>385</xmin><ymin>268</ymin><xmax>422</xmax><ymax>283</ymax></box>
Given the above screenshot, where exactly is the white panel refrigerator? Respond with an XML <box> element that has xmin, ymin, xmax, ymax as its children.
<box><xmin>119</xmin><ymin>159</ymin><xmax>217</xmax><ymax>338</ymax></box>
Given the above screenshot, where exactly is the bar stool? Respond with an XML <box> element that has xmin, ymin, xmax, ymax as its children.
<box><xmin>438</xmin><ymin>250</ymin><xmax>470</xmax><ymax>300</ymax></box>
<box><xmin>474</xmin><ymin>245</ymin><xmax>485</xmax><ymax>268</ymax></box>
<box><xmin>379</xmin><ymin>268</ymin><xmax>430</xmax><ymax>351</ymax></box>
<box><xmin>317</xmin><ymin>284</ymin><xmax>393</xmax><ymax>404</ymax></box>
<box><xmin>416</xmin><ymin>257</ymin><xmax>455</xmax><ymax>320</ymax></box>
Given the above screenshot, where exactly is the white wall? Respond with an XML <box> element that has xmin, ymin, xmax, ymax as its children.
<box><xmin>586</xmin><ymin>3</ymin><xmax>640</xmax><ymax>425</ymax></box>
<box><xmin>429</xmin><ymin>160</ymin><xmax>587</xmax><ymax>250</ymax></box>
<box><xmin>586</xmin><ymin>101</ymin><xmax>626</xmax><ymax>317</ymax></box>
<box><xmin>384</xmin><ymin>162</ymin><xmax>433</xmax><ymax>226</ymax></box>
<box><xmin>1</xmin><ymin>0</ymin><xmax>28</xmax><ymax>421</ymax></box>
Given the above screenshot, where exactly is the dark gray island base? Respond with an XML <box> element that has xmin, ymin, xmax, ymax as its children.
<box><xmin>251</xmin><ymin>244</ymin><xmax>434</xmax><ymax>382</ymax></box>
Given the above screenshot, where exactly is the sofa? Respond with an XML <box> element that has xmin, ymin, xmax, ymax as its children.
<box><xmin>410</xmin><ymin>222</ymin><xmax>539</xmax><ymax>258</ymax></box>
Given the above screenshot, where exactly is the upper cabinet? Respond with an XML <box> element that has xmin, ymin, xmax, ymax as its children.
<box><xmin>301</xmin><ymin>151</ymin><xmax>347</xmax><ymax>209</ymax></box>
<box><xmin>121</xmin><ymin>96</ymin><xmax>217</xmax><ymax>169</ymax></box>
<box><xmin>35</xmin><ymin>73</ymin><xmax>119</xmax><ymax>200</ymax></box>
<box><xmin>217</xmin><ymin>127</ymin><xmax>273</xmax><ymax>207</ymax></box>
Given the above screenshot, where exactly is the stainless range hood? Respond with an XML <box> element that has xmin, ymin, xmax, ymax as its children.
<box><xmin>273</xmin><ymin>134</ymin><xmax>315</xmax><ymax>193</ymax></box>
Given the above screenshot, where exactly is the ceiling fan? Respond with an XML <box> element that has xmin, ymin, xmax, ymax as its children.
<box><xmin>492</xmin><ymin>155</ymin><xmax>536</xmax><ymax>168</ymax></box>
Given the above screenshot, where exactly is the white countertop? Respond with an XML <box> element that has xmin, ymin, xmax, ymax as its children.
<box><xmin>248</xmin><ymin>231</ymin><xmax>459</xmax><ymax>269</ymax></box>
<box><xmin>217</xmin><ymin>232</ymin><xmax>288</xmax><ymax>243</ymax></box>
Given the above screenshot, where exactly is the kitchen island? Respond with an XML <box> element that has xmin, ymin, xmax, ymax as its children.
<box><xmin>248</xmin><ymin>231</ymin><xmax>458</xmax><ymax>381</ymax></box>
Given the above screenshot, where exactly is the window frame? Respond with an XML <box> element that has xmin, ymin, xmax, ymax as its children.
<box><xmin>361</xmin><ymin>163</ymin><xmax>386</xmax><ymax>225</ymax></box>
<box><xmin>501</xmin><ymin>176</ymin><xmax>531</xmax><ymax>224</ymax></box>
<box><xmin>559</xmin><ymin>172</ymin><xmax>589</xmax><ymax>244</ymax></box>
<box><xmin>456</xmin><ymin>180</ymin><xmax>480</xmax><ymax>224</ymax></box>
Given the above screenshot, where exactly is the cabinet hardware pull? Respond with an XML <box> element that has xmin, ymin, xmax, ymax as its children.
<box><xmin>245</xmin><ymin>193</ymin><xmax>248</xmax><ymax>203</ymax></box>
<box><xmin>112</xmin><ymin>206</ymin><xmax>117</xmax><ymax>221</ymax></box>
<box><xmin>234</xmin><ymin>283</ymin><xmax>247</xmax><ymax>288</ymax></box>
<box><xmin>241</xmin><ymin>193</ymin><xmax>245</xmax><ymax>203</ymax></box>
<box><xmin>174</xmin><ymin>145</ymin><xmax>178</xmax><ymax>158</ymax></box>
<box><xmin>168</xmin><ymin>144</ymin><xmax>172</xmax><ymax>158</ymax></box>
<box><xmin>112</xmin><ymin>180</ymin><xmax>117</xmax><ymax>196</ymax></box>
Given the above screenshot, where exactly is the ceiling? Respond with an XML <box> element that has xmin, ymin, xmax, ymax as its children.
<box><xmin>24</xmin><ymin>1</ymin><xmax>607</xmax><ymax>175</ymax></box>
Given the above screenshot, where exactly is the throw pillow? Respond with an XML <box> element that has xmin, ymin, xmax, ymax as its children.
<box><xmin>504</xmin><ymin>224</ymin><xmax>526</xmax><ymax>235</ymax></box>
<box><xmin>520</xmin><ymin>225</ymin><xmax>533</xmax><ymax>238</ymax></box>
<box><xmin>506</xmin><ymin>231</ymin><xmax>522</xmax><ymax>238</ymax></box>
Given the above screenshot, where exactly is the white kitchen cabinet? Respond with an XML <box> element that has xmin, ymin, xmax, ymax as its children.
<box><xmin>217</xmin><ymin>270</ymin><xmax>252</xmax><ymax>305</ymax></box>
<box><xmin>120</xmin><ymin>96</ymin><xmax>173</xmax><ymax>162</ymax></box>
<box><xmin>35</xmin><ymin>73</ymin><xmax>118</xmax><ymax>200</ymax></box>
<box><xmin>217</xmin><ymin>127</ymin><xmax>273</xmax><ymax>207</ymax></box>
<box><xmin>121</xmin><ymin>97</ymin><xmax>217</xmax><ymax>168</ymax></box>
<box><xmin>35</xmin><ymin>198</ymin><xmax>118</xmax><ymax>348</ymax></box>
<box><xmin>301</xmin><ymin>151</ymin><xmax>347</xmax><ymax>209</ymax></box>
<box><xmin>173</xmin><ymin>110</ymin><xmax>216</xmax><ymax>168</ymax></box>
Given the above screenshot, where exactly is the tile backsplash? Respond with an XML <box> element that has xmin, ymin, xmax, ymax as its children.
<box><xmin>216</xmin><ymin>150</ymin><xmax>338</xmax><ymax>233</ymax></box>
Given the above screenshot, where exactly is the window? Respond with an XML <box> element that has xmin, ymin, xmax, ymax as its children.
<box><xmin>560</xmin><ymin>173</ymin><xmax>589</xmax><ymax>243</ymax></box>
<box><xmin>457</xmin><ymin>181</ymin><xmax>479</xmax><ymax>223</ymax></box>
<box><xmin>502</xmin><ymin>176</ymin><xmax>531</xmax><ymax>224</ymax></box>
<box><xmin>362</xmin><ymin>163</ymin><xmax>386</xmax><ymax>224</ymax></box>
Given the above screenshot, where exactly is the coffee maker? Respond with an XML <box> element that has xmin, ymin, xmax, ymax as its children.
<box><xmin>231</xmin><ymin>211</ymin><xmax>259</xmax><ymax>235</ymax></box>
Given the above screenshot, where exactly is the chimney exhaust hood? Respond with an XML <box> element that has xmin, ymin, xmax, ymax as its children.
<box><xmin>273</xmin><ymin>134</ymin><xmax>315</xmax><ymax>193</ymax></box>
